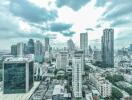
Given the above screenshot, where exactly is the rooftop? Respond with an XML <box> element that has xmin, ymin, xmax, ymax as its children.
<box><xmin>4</xmin><ymin>57</ymin><xmax>33</xmax><ymax>62</ymax></box>
<box><xmin>52</xmin><ymin>85</ymin><xmax>64</xmax><ymax>96</ymax></box>
<box><xmin>0</xmin><ymin>82</ymin><xmax>40</xmax><ymax>100</ymax></box>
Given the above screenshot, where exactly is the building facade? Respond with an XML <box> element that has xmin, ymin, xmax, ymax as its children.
<box><xmin>35</xmin><ymin>40</ymin><xmax>44</xmax><ymax>63</ymax></box>
<box><xmin>11</xmin><ymin>45</ymin><xmax>17</xmax><ymax>56</ymax></box>
<box><xmin>17</xmin><ymin>42</ymin><xmax>24</xmax><ymax>57</ymax></box>
<box><xmin>3</xmin><ymin>57</ymin><xmax>34</xmax><ymax>94</ymax></box>
<box><xmin>89</xmin><ymin>73</ymin><xmax>112</xmax><ymax>98</ymax></box>
<box><xmin>67</xmin><ymin>39</ymin><xmax>75</xmax><ymax>52</ymax></box>
<box><xmin>72</xmin><ymin>50</ymin><xmax>83</xmax><ymax>98</ymax></box>
<box><xmin>80</xmin><ymin>32</ymin><xmax>88</xmax><ymax>57</ymax></box>
<box><xmin>56</xmin><ymin>51</ymin><xmax>68</xmax><ymax>70</ymax></box>
<box><xmin>28</xmin><ymin>39</ymin><xmax>35</xmax><ymax>54</ymax></box>
<box><xmin>102</xmin><ymin>28</ymin><xmax>114</xmax><ymax>67</ymax></box>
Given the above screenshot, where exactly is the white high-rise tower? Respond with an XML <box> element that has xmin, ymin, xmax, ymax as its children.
<box><xmin>72</xmin><ymin>50</ymin><xmax>83</xmax><ymax>99</ymax></box>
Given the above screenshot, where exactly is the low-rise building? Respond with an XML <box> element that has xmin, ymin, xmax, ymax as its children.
<box><xmin>89</xmin><ymin>73</ymin><xmax>112</xmax><ymax>98</ymax></box>
<box><xmin>52</xmin><ymin>85</ymin><xmax>64</xmax><ymax>100</ymax></box>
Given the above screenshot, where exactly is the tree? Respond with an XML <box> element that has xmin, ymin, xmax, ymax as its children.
<box><xmin>125</xmin><ymin>87</ymin><xmax>132</xmax><ymax>95</ymax></box>
<box><xmin>112</xmin><ymin>87</ymin><xmax>123</xmax><ymax>99</ymax></box>
<box><xmin>106</xmin><ymin>74</ymin><xmax>124</xmax><ymax>84</ymax></box>
<box><xmin>54</xmin><ymin>69</ymin><xmax>58</xmax><ymax>75</ymax></box>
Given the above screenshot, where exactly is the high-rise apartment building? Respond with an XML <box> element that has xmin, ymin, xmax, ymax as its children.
<box><xmin>102</xmin><ymin>28</ymin><xmax>114</xmax><ymax>67</ymax></box>
<box><xmin>80</xmin><ymin>32</ymin><xmax>88</xmax><ymax>57</ymax></box>
<box><xmin>72</xmin><ymin>50</ymin><xmax>83</xmax><ymax>99</ymax></box>
<box><xmin>56</xmin><ymin>51</ymin><xmax>68</xmax><ymax>69</ymax></box>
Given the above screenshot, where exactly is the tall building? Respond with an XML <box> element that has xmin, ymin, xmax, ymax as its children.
<box><xmin>80</xmin><ymin>32</ymin><xmax>88</xmax><ymax>57</ymax></box>
<box><xmin>67</xmin><ymin>39</ymin><xmax>75</xmax><ymax>52</ymax></box>
<box><xmin>45</xmin><ymin>37</ymin><xmax>49</xmax><ymax>52</ymax></box>
<box><xmin>56</xmin><ymin>51</ymin><xmax>68</xmax><ymax>69</ymax></box>
<box><xmin>72</xmin><ymin>50</ymin><xmax>83</xmax><ymax>99</ymax></box>
<box><xmin>35</xmin><ymin>40</ymin><xmax>44</xmax><ymax>63</ymax></box>
<box><xmin>28</xmin><ymin>39</ymin><xmax>35</xmax><ymax>54</ymax></box>
<box><xmin>3</xmin><ymin>57</ymin><xmax>34</xmax><ymax>94</ymax></box>
<box><xmin>17</xmin><ymin>42</ymin><xmax>24</xmax><ymax>57</ymax></box>
<box><xmin>102</xmin><ymin>28</ymin><xmax>114</xmax><ymax>67</ymax></box>
<box><xmin>93</xmin><ymin>49</ymin><xmax>102</xmax><ymax>62</ymax></box>
<box><xmin>23</xmin><ymin>43</ymin><xmax>28</xmax><ymax>54</ymax></box>
<box><xmin>11</xmin><ymin>45</ymin><xmax>17</xmax><ymax>56</ymax></box>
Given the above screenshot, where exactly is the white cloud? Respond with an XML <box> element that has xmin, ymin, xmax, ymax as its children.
<box><xmin>0</xmin><ymin>0</ymin><xmax>131</xmax><ymax>50</ymax></box>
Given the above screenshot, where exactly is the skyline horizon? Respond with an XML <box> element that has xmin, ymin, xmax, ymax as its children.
<box><xmin>0</xmin><ymin>0</ymin><xmax>132</xmax><ymax>50</ymax></box>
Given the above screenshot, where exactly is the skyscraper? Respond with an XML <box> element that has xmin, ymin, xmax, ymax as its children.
<box><xmin>67</xmin><ymin>39</ymin><xmax>75</xmax><ymax>52</ymax></box>
<box><xmin>35</xmin><ymin>40</ymin><xmax>44</xmax><ymax>63</ymax></box>
<box><xmin>3</xmin><ymin>57</ymin><xmax>34</xmax><ymax>94</ymax></box>
<box><xmin>28</xmin><ymin>39</ymin><xmax>35</xmax><ymax>54</ymax></box>
<box><xmin>23</xmin><ymin>43</ymin><xmax>28</xmax><ymax>54</ymax></box>
<box><xmin>17</xmin><ymin>42</ymin><xmax>24</xmax><ymax>57</ymax></box>
<box><xmin>11</xmin><ymin>45</ymin><xmax>17</xmax><ymax>56</ymax></box>
<box><xmin>102</xmin><ymin>28</ymin><xmax>114</xmax><ymax>67</ymax></box>
<box><xmin>80</xmin><ymin>32</ymin><xmax>88</xmax><ymax>57</ymax></box>
<box><xmin>45</xmin><ymin>37</ymin><xmax>49</xmax><ymax>52</ymax></box>
<box><xmin>72</xmin><ymin>50</ymin><xmax>83</xmax><ymax>99</ymax></box>
<box><xmin>56</xmin><ymin>51</ymin><xmax>68</xmax><ymax>70</ymax></box>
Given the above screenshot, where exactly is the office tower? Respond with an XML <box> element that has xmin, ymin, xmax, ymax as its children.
<box><xmin>17</xmin><ymin>42</ymin><xmax>24</xmax><ymax>57</ymax></box>
<box><xmin>102</xmin><ymin>28</ymin><xmax>114</xmax><ymax>67</ymax></box>
<box><xmin>35</xmin><ymin>40</ymin><xmax>44</xmax><ymax>63</ymax></box>
<box><xmin>23</xmin><ymin>43</ymin><xmax>28</xmax><ymax>54</ymax></box>
<box><xmin>11</xmin><ymin>45</ymin><xmax>17</xmax><ymax>56</ymax></box>
<box><xmin>80</xmin><ymin>32</ymin><xmax>88</xmax><ymax>57</ymax></box>
<box><xmin>72</xmin><ymin>50</ymin><xmax>83</xmax><ymax>99</ymax></box>
<box><xmin>67</xmin><ymin>39</ymin><xmax>75</xmax><ymax>52</ymax></box>
<box><xmin>3</xmin><ymin>57</ymin><xmax>34</xmax><ymax>94</ymax></box>
<box><xmin>28</xmin><ymin>39</ymin><xmax>35</xmax><ymax>54</ymax></box>
<box><xmin>56</xmin><ymin>51</ymin><xmax>68</xmax><ymax>69</ymax></box>
<box><xmin>45</xmin><ymin>37</ymin><xmax>49</xmax><ymax>52</ymax></box>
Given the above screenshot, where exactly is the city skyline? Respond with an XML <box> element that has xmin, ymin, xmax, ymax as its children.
<box><xmin>0</xmin><ymin>0</ymin><xmax>132</xmax><ymax>50</ymax></box>
<box><xmin>0</xmin><ymin>0</ymin><xmax>132</xmax><ymax>100</ymax></box>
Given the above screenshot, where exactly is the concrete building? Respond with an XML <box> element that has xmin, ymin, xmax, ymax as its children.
<box><xmin>56</xmin><ymin>51</ymin><xmax>68</xmax><ymax>69</ymax></box>
<box><xmin>3</xmin><ymin>57</ymin><xmax>34</xmax><ymax>94</ymax></box>
<box><xmin>72</xmin><ymin>50</ymin><xmax>84</xmax><ymax>99</ymax></box>
<box><xmin>80</xmin><ymin>32</ymin><xmax>88</xmax><ymax>57</ymax></box>
<box><xmin>52</xmin><ymin>85</ymin><xmax>64</xmax><ymax>100</ymax></box>
<box><xmin>102</xmin><ymin>28</ymin><xmax>114</xmax><ymax>67</ymax></box>
<box><xmin>89</xmin><ymin>73</ymin><xmax>112</xmax><ymax>98</ymax></box>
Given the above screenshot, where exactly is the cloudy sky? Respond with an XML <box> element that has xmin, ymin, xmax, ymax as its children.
<box><xmin>0</xmin><ymin>0</ymin><xmax>132</xmax><ymax>50</ymax></box>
